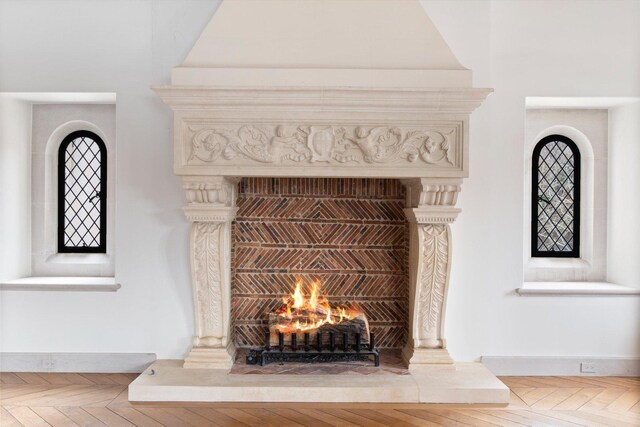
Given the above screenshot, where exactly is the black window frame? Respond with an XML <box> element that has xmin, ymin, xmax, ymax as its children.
<box><xmin>57</xmin><ymin>130</ymin><xmax>107</xmax><ymax>253</ymax></box>
<box><xmin>531</xmin><ymin>134</ymin><xmax>581</xmax><ymax>258</ymax></box>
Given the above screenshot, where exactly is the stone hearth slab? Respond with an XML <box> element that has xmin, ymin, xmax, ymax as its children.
<box><xmin>128</xmin><ymin>360</ymin><xmax>509</xmax><ymax>403</ymax></box>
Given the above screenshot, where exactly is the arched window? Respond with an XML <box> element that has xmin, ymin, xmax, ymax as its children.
<box><xmin>532</xmin><ymin>134</ymin><xmax>581</xmax><ymax>258</ymax></box>
<box><xmin>57</xmin><ymin>130</ymin><xmax>107</xmax><ymax>253</ymax></box>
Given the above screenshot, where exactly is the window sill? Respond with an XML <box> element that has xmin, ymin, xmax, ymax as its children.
<box><xmin>517</xmin><ymin>282</ymin><xmax>640</xmax><ymax>296</ymax></box>
<box><xmin>526</xmin><ymin>257</ymin><xmax>590</xmax><ymax>270</ymax></box>
<box><xmin>46</xmin><ymin>253</ymin><xmax>112</xmax><ymax>265</ymax></box>
<box><xmin>0</xmin><ymin>277</ymin><xmax>120</xmax><ymax>292</ymax></box>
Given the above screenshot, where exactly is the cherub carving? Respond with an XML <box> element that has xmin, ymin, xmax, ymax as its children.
<box><xmin>418</xmin><ymin>131</ymin><xmax>453</xmax><ymax>165</ymax></box>
<box><xmin>222</xmin><ymin>126</ymin><xmax>311</xmax><ymax>163</ymax></box>
<box><xmin>347</xmin><ymin>127</ymin><xmax>406</xmax><ymax>163</ymax></box>
<box><xmin>272</xmin><ymin>126</ymin><xmax>311</xmax><ymax>162</ymax></box>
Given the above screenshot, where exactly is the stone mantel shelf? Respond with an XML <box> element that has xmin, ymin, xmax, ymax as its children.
<box><xmin>152</xmin><ymin>86</ymin><xmax>493</xmax><ymax>113</ymax></box>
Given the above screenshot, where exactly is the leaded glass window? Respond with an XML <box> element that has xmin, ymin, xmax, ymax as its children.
<box><xmin>531</xmin><ymin>135</ymin><xmax>581</xmax><ymax>257</ymax></box>
<box><xmin>57</xmin><ymin>131</ymin><xmax>107</xmax><ymax>253</ymax></box>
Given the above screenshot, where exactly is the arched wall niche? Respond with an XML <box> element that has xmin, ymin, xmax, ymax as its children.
<box><xmin>524</xmin><ymin>125</ymin><xmax>597</xmax><ymax>281</ymax></box>
<box><xmin>37</xmin><ymin>118</ymin><xmax>115</xmax><ymax>275</ymax></box>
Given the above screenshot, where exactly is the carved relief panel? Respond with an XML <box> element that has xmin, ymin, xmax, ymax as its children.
<box><xmin>415</xmin><ymin>223</ymin><xmax>451</xmax><ymax>349</ymax></box>
<box><xmin>191</xmin><ymin>222</ymin><xmax>225</xmax><ymax>347</ymax></box>
<box><xmin>177</xmin><ymin>121</ymin><xmax>465</xmax><ymax>177</ymax></box>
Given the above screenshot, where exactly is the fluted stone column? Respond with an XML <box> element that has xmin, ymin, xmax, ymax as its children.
<box><xmin>182</xmin><ymin>176</ymin><xmax>239</xmax><ymax>369</ymax></box>
<box><xmin>401</xmin><ymin>178</ymin><xmax>462</xmax><ymax>369</ymax></box>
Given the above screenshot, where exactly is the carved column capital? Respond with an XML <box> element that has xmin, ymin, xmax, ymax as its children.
<box><xmin>404</xmin><ymin>207</ymin><xmax>460</xmax><ymax>225</ymax></box>
<box><xmin>402</xmin><ymin>178</ymin><xmax>462</xmax><ymax>208</ymax></box>
<box><xmin>182</xmin><ymin>176</ymin><xmax>239</xmax><ymax>222</ymax></box>
<box><xmin>403</xmin><ymin>178</ymin><xmax>461</xmax><ymax>225</ymax></box>
<box><xmin>183</xmin><ymin>176</ymin><xmax>240</xmax><ymax>206</ymax></box>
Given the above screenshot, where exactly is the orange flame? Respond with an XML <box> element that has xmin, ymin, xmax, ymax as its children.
<box><xmin>274</xmin><ymin>279</ymin><xmax>360</xmax><ymax>334</ymax></box>
<box><xmin>309</xmin><ymin>281</ymin><xmax>319</xmax><ymax>310</ymax></box>
<box><xmin>292</xmin><ymin>281</ymin><xmax>304</xmax><ymax>309</ymax></box>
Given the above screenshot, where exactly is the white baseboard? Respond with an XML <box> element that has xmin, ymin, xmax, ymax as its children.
<box><xmin>0</xmin><ymin>352</ymin><xmax>156</xmax><ymax>373</ymax></box>
<box><xmin>481</xmin><ymin>356</ymin><xmax>640</xmax><ymax>376</ymax></box>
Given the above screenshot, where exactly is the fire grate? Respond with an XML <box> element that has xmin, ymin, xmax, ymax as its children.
<box><xmin>246</xmin><ymin>331</ymin><xmax>380</xmax><ymax>367</ymax></box>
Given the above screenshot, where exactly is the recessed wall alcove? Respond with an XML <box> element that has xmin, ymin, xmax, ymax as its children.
<box><xmin>231</xmin><ymin>177</ymin><xmax>409</xmax><ymax>349</ymax></box>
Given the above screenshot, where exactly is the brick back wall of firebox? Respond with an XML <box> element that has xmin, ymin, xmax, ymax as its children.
<box><xmin>231</xmin><ymin>177</ymin><xmax>408</xmax><ymax>349</ymax></box>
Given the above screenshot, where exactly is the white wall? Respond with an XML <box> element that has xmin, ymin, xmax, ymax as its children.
<box><xmin>422</xmin><ymin>0</ymin><xmax>640</xmax><ymax>361</ymax></box>
<box><xmin>0</xmin><ymin>97</ymin><xmax>31</xmax><ymax>281</ymax></box>
<box><xmin>0</xmin><ymin>0</ymin><xmax>221</xmax><ymax>357</ymax></box>
<box><xmin>0</xmin><ymin>0</ymin><xmax>638</xmax><ymax>361</ymax></box>
<box><xmin>608</xmin><ymin>102</ymin><xmax>640</xmax><ymax>287</ymax></box>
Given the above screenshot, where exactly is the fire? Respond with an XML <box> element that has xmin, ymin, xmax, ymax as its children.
<box><xmin>274</xmin><ymin>279</ymin><xmax>360</xmax><ymax>333</ymax></box>
<box><xmin>309</xmin><ymin>282</ymin><xmax>319</xmax><ymax>310</ymax></box>
<box><xmin>292</xmin><ymin>281</ymin><xmax>304</xmax><ymax>309</ymax></box>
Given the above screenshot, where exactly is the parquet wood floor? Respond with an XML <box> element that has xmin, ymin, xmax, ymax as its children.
<box><xmin>0</xmin><ymin>372</ymin><xmax>638</xmax><ymax>426</ymax></box>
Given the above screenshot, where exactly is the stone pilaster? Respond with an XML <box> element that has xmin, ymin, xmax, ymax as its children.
<box><xmin>182</xmin><ymin>176</ymin><xmax>239</xmax><ymax>369</ymax></box>
<box><xmin>401</xmin><ymin>178</ymin><xmax>462</xmax><ymax>369</ymax></box>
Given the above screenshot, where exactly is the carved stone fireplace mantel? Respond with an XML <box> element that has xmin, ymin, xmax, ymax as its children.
<box><xmin>159</xmin><ymin>83</ymin><xmax>488</xmax><ymax>370</ymax></box>
<box><xmin>132</xmin><ymin>0</ymin><xmax>508</xmax><ymax>404</ymax></box>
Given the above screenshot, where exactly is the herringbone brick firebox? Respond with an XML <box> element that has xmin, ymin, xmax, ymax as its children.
<box><xmin>231</xmin><ymin>177</ymin><xmax>408</xmax><ymax>349</ymax></box>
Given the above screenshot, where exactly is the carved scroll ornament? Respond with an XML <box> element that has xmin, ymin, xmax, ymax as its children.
<box><xmin>187</xmin><ymin>125</ymin><xmax>457</xmax><ymax>166</ymax></box>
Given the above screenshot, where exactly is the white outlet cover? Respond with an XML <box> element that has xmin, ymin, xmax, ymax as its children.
<box><xmin>580</xmin><ymin>362</ymin><xmax>597</xmax><ymax>373</ymax></box>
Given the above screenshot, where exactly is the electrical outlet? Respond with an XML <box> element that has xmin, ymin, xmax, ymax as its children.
<box><xmin>580</xmin><ymin>362</ymin><xmax>597</xmax><ymax>373</ymax></box>
<box><xmin>41</xmin><ymin>359</ymin><xmax>55</xmax><ymax>370</ymax></box>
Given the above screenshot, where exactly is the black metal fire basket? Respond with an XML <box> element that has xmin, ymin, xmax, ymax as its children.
<box><xmin>246</xmin><ymin>331</ymin><xmax>380</xmax><ymax>366</ymax></box>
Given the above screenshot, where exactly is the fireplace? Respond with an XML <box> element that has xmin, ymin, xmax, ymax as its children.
<box><xmin>129</xmin><ymin>0</ymin><xmax>509</xmax><ymax>403</ymax></box>
<box><xmin>231</xmin><ymin>178</ymin><xmax>408</xmax><ymax>351</ymax></box>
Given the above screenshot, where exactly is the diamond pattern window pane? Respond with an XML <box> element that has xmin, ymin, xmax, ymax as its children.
<box><xmin>60</xmin><ymin>134</ymin><xmax>105</xmax><ymax>250</ymax></box>
<box><xmin>534</xmin><ymin>138</ymin><xmax>579</xmax><ymax>255</ymax></box>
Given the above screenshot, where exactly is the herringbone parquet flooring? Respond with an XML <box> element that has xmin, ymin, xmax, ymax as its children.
<box><xmin>1</xmin><ymin>373</ymin><xmax>639</xmax><ymax>426</ymax></box>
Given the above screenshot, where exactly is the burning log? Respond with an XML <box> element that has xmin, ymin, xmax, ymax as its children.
<box><xmin>266</xmin><ymin>279</ymin><xmax>370</xmax><ymax>347</ymax></box>
<box><xmin>268</xmin><ymin>312</ymin><xmax>370</xmax><ymax>347</ymax></box>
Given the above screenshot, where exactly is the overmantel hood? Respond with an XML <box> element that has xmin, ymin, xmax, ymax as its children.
<box><xmin>172</xmin><ymin>0</ymin><xmax>473</xmax><ymax>88</ymax></box>
<box><xmin>155</xmin><ymin>0</ymin><xmax>492</xmax><ymax>179</ymax></box>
